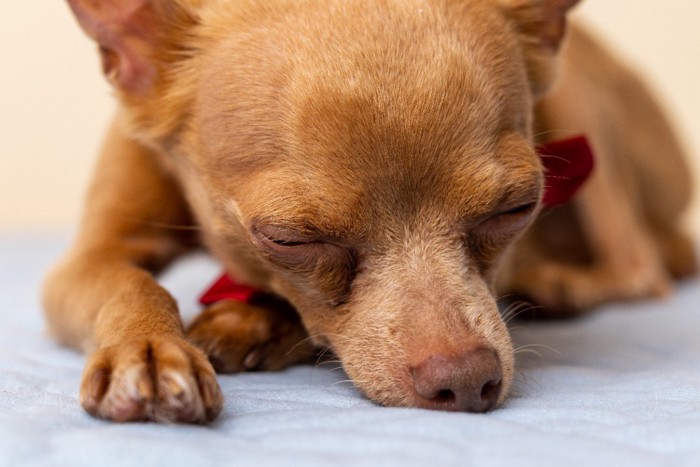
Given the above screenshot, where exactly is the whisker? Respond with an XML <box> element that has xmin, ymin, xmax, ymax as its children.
<box><xmin>315</xmin><ymin>359</ymin><xmax>343</xmax><ymax>367</ymax></box>
<box><xmin>330</xmin><ymin>379</ymin><xmax>366</xmax><ymax>387</ymax></box>
<box><xmin>510</xmin><ymin>368</ymin><xmax>542</xmax><ymax>397</ymax></box>
<box><xmin>538</xmin><ymin>154</ymin><xmax>572</xmax><ymax>164</ymax></box>
<box><xmin>285</xmin><ymin>334</ymin><xmax>323</xmax><ymax>356</ymax></box>
<box><xmin>318</xmin><ymin>364</ymin><xmax>345</xmax><ymax>373</ymax></box>
<box><xmin>532</xmin><ymin>129</ymin><xmax>577</xmax><ymax>140</ymax></box>
<box><xmin>496</xmin><ymin>293</ymin><xmax>517</xmax><ymax>303</ymax></box>
<box><xmin>514</xmin><ymin>343</ymin><xmax>563</xmax><ymax>357</ymax></box>
<box><xmin>501</xmin><ymin>300</ymin><xmax>544</xmax><ymax>324</ymax></box>
<box><xmin>314</xmin><ymin>347</ymin><xmax>334</xmax><ymax>367</ymax></box>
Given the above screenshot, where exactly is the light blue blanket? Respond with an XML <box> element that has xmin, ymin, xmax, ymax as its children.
<box><xmin>1</xmin><ymin>233</ymin><xmax>699</xmax><ymax>466</ymax></box>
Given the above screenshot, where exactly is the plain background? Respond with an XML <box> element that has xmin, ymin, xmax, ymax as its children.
<box><xmin>2</xmin><ymin>1</ymin><xmax>699</xmax><ymax>232</ymax></box>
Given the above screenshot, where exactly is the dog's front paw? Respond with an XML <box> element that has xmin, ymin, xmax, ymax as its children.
<box><xmin>80</xmin><ymin>336</ymin><xmax>223</xmax><ymax>423</ymax></box>
<box><xmin>187</xmin><ymin>300</ymin><xmax>314</xmax><ymax>373</ymax></box>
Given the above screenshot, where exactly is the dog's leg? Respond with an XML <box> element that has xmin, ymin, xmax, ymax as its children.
<box><xmin>505</xmin><ymin>164</ymin><xmax>673</xmax><ymax>313</ymax></box>
<box><xmin>187</xmin><ymin>299</ymin><xmax>315</xmax><ymax>373</ymax></box>
<box><xmin>500</xmin><ymin>24</ymin><xmax>698</xmax><ymax>315</ymax></box>
<box><xmin>615</xmin><ymin>65</ymin><xmax>698</xmax><ymax>281</ymax></box>
<box><xmin>654</xmin><ymin>228</ymin><xmax>698</xmax><ymax>280</ymax></box>
<box><xmin>42</xmin><ymin>117</ymin><xmax>222</xmax><ymax>423</ymax></box>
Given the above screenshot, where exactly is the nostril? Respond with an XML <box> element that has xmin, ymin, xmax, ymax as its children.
<box><xmin>480</xmin><ymin>379</ymin><xmax>502</xmax><ymax>408</ymax></box>
<box><xmin>432</xmin><ymin>389</ymin><xmax>456</xmax><ymax>404</ymax></box>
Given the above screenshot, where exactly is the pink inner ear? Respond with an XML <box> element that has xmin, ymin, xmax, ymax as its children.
<box><xmin>544</xmin><ymin>0</ymin><xmax>581</xmax><ymax>45</ymax></box>
<box><xmin>67</xmin><ymin>0</ymin><xmax>159</xmax><ymax>95</ymax></box>
<box><xmin>538</xmin><ymin>135</ymin><xmax>595</xmax><ymax>207</ymax></box>
<box><xmin>507</xmin><ymin>0</ymin><xmax>581</xmax><ymax>52</ymax></box>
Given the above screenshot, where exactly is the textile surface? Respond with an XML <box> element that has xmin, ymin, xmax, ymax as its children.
<box><xmin>1</xmin><ymin>233</ymin><xmax>698</xmax><ymax>466</ymax></box>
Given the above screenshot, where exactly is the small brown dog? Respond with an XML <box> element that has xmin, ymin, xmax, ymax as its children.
<box><xmin>44</xmin><ymin>0</ymin><xmax>696</xmax><ymax>423</ymax></box>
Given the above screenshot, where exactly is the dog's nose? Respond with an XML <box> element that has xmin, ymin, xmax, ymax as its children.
<box><xmin>410</xmin><ymin>348</ymin><xmax>502</xmax><ymax>412</ymax></box>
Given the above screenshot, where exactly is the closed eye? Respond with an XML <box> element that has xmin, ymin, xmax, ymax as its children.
<box><xmin>475</xmin><ymin>201</ymin><xmax>538</xmax><ymax>234</ymax></box>
<box><xmin>497</xmin><ymin>202</ymin><xmax>537</xmax><ymax>217</ymax></box>
<box><xmin>250</xmin><ymin>221</ymin><xmax>356</xmax><ymax>305</ymax></box>
<box><xmin>269</xmin><ymin>238</ymin><xmax>312</xmax><ymax>247</ymax></box>
<box><xmin>250</xmin><ymin>222</ymin><xmax>345</xmax><ymax>269</ymax></box>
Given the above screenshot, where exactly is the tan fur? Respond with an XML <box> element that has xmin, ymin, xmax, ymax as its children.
<box><xmin>45</xmin><ymin>0</ymin><xmax>695</xmax><ymax>422</ymax></box>
<box><xmin>499</xmin><ymin>25</ymin><xmax>697</xmax><ymax>312</ymax></box>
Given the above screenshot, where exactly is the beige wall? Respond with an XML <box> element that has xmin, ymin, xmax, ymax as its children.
<box><xmin>2</xmin><ymin>1</ymin><xmax>699</xmax><ymax>231</ymax></box>
<box><xmin>1</xmin><ymin>1</ymin><xmax>112</xmax><ymax>230</ymax></box>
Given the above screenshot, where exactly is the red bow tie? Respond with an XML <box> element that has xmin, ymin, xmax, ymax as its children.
<box><xmin>200</xmin><ymin>135</ymin><xmax>595</xmax><ymax>306</ymax></box>
<box><xmin>538</xmin><ymin>135</ymin><xmax>595</xmax><ymax>207</ymax></box>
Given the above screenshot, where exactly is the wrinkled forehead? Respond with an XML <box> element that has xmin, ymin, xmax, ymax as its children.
<box><xmin>233</xmin><ymin>133</ymin><xmax>541</xmax><ymax>244</ymax></box>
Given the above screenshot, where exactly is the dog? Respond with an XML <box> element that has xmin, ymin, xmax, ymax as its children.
<box><xmin>43</xmin><ymin>0</ymin><xmax>696</xmax><ymax>423</ymax></box>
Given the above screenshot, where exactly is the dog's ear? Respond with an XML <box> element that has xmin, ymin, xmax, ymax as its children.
<box><xmin>66</xmin><ymin>0</ymin><xmax>197</xmax><ymax>96</ymax></box>
<box><xmin>501</xmin><ymin>0</ymin><xmax>581</xmax><ymax>52</ymax></box>
<box><xmin>499</xmin><ymin>0</ymin><xmax>581</xmax><ymax>96</ymax></box>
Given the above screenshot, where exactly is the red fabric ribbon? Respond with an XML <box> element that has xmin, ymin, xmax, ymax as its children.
<box><xmin>200</xmin><ymin>136</ymin><xmax>596</xmax><ymax>305</ymax></box>
<box><xmin>538</xmin><ymin>135</ymin><xmax>595</xmax><ymax>207</ymax></box>
<box><xmin>199</xmin><ymin>273</ymin><xmax>258</xmax><ymax>306</ymax></box>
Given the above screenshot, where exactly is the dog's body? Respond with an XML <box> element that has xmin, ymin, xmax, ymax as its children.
<box><xmin>44</xmin><ymin>0</ymin><xmax>696</xmax><ymax>423</ymax></box>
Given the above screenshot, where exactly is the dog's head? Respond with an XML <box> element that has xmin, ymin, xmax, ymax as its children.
<box><xmin>69</xmin><ymin>0</ymin><xmax>580</xmax><ymax>411</ymax></box>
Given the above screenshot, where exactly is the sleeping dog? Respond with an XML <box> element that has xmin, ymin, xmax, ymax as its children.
<box><xmin>44</xmin><ymin>0</ymin><xmax>696</xmax><ymax>422</ymax></box>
